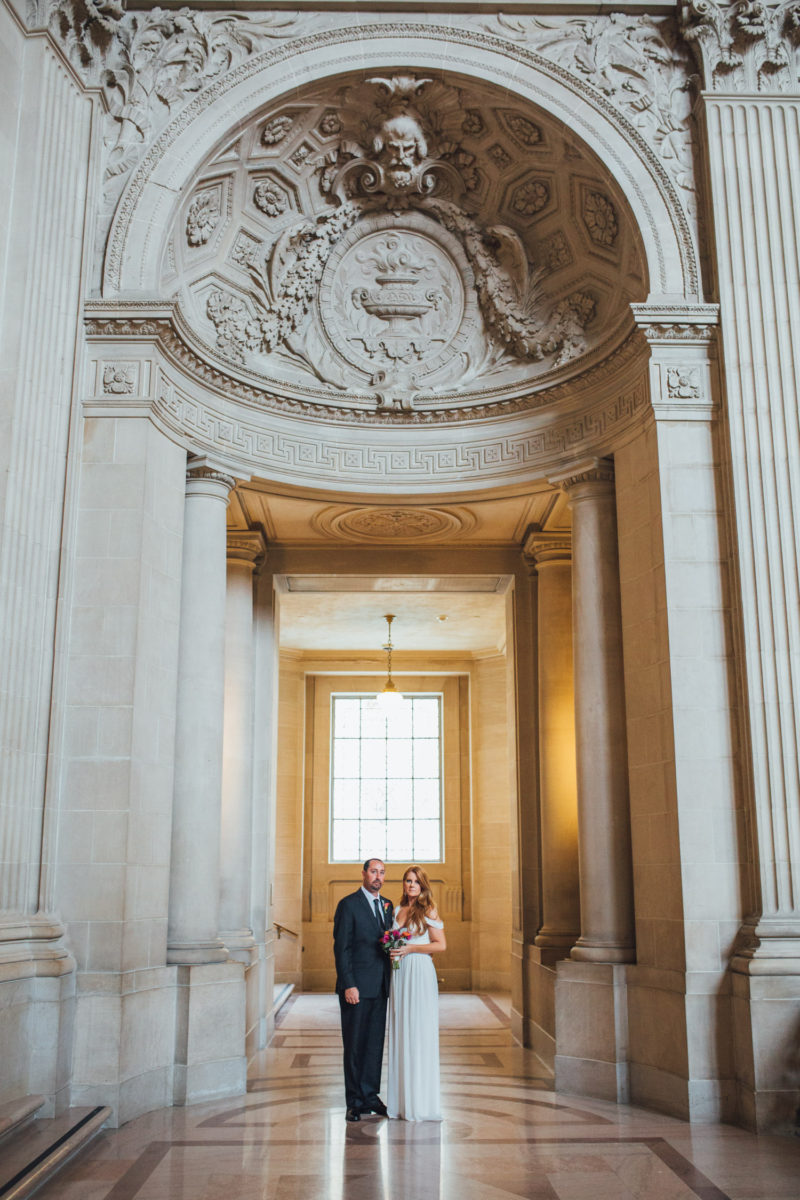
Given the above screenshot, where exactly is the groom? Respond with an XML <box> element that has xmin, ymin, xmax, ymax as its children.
<box><xmin>333</xmin><ymin>857</ymin><xmax>393</xmax><ymax>1122</ymax></box>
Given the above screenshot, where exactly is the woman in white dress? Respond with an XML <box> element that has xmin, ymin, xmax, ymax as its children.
<box><xmin>386</xmin><ymin>865</ymin><xmax>447</xmax><ymax>1121</ymax></box>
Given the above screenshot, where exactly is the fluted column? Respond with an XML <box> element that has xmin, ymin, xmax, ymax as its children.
<box><xmin>220</xmin><ymin>530</ymin><xmax>267</xmax><ymax>957</ymax></box>
<box><xmin>167</xmin><ymin>460</ymin><xmax>236</xmax><ymax>965</ymax></box>
<box><xmin>552</xmin><ymin>460</ymin><xmax>634</xmax><ymax>964</ymax></box>
<box><xmin>524</xmin><ymin>532</ymin><xmax>580</xmax><ymax>958</ymax></box>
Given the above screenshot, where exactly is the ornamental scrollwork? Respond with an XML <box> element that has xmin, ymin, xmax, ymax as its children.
<box><xmin>45</xmin><ymin>2</ymin><xmax>307</xmax><ymax>190</ymax></box>
<box><xmin>488</xmin><ymin>14</ymin><xmax>697</xmax><ymax>204</ymax></box>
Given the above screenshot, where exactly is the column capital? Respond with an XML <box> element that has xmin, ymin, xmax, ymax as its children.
<box><xmin>186</xmin><ymin>456</ymin><xmax>237</xmax><ymax>499</ymax></box>
<box><xmin>679</xmin><ymin>0</ymin><xmax>800</xmax><ymax>94</ymax></box>
<box><xmin>630</xmin><ymin>303</ymin><xmax>719</xmax><ymax>348</ymax></box>
<box><xmin>227</xmin><ymin>529</ymin><xmax>267</xmax><ymax>573</ymax></box>
<box><xmin>631</xmin><ymin>304</ymin><xmax>720</xmax><ymax>422</ymax></box>
<box><xmin>548</xmin><ymin>457</ymin><xmax>615</xmax><ymax>494</ymax></box>
<box><xmin>522</xmin><ymin>529</ymin><xmax>572</xmax><ymax>571</ymax></box>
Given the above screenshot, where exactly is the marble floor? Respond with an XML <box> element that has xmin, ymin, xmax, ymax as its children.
<box><xmin>37</xmin><ymin>993</ymin><xmax>800</xmax><ymax>1200</ymax></box>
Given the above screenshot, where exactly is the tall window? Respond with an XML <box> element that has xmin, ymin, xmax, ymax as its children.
<box><xmin>330</xmin><ymin>694</ymin><xmax>443</xmax><ymax>863</ymax></box>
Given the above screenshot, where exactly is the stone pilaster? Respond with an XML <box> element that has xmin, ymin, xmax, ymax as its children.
<box><xmin>168</xmin><ymin>460</ymin><xmax>236</xmax><ymax>966</ymax></box>
<box><xmin>680</xmin><ymin>0</ymin><xmax>800</xmax><ymax>1131</ymax></box>
<box><xmin>523</xmin><ymin>532</ymin><xmax>579</xmax><ymax>962</ymax></box>
<box><xmin>551</xmin><ymin>460</ymin><xmax>635</xmax><ymax>965</ymax></box>
<box><xmin>220</xmin><ymin>530</ymin><xmax>267</xmax><ymax>959</ymax></box>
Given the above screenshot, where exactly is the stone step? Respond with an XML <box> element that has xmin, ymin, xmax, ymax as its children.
<box><xmin>272</xmin><ymin>981</ymin><xmax>294</xmax><ymax>1018</ymax></box>
<box><xmin>0</xmin><ymin>1098</ymin><xmax>45</xmax><ymax>1150</ymax></box>
<box><xmin>0</xmin><ymin>1105</ymin><xmax>110</xmax><ymax>1200</ymax></box>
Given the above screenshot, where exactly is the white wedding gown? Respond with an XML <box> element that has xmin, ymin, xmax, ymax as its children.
<box><xmin>387</xmin><ymin>909</ymin><xmax>443</xmax><ymax>1121</ymax></box>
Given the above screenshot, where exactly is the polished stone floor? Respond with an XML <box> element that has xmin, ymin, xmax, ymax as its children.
<box><xmin>38</xmin><ymin>993</ymin><xmax>800</xmax><ymax>1200</ymax></box>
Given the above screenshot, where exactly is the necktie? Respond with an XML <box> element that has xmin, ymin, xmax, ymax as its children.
<box><xmin>374</xmin><ymin>897</ymin><xmax>384</xmax><ymax>930</ymax></box>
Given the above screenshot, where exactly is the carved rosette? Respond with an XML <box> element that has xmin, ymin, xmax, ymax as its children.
<box><xmin>315</xmin><ymin>505</ymin><xmax>472</xmax><ymax>542</ymax></box>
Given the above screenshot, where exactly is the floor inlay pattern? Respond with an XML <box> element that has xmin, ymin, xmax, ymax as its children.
<box><xmin>36</xmin><ymin>994</ymin><xmax>800</xmax><ymax>1199</ymax></box>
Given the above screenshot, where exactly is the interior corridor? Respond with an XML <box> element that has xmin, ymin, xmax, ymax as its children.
<box><xmin>35</xmin><ymin>995</ymin><xmax>800</xmax><ymax>1200</ymax></box>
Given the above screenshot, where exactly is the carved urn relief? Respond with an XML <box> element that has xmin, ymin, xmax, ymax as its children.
<box><xmin>164</xmin><ymin>72</ymin><xmax>645</xmax><ymax>416</ymax></box>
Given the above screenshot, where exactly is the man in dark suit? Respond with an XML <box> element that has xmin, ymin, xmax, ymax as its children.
<box><xmin>333</xmin><ymin>857</ymin><xmax>393</xmax><ymax>1121</ymax></box>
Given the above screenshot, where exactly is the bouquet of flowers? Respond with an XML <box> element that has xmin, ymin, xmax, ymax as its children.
<box><xmin>381</xmin><ymin>928</ymin><xmax>412</xmax><ymax>970</ymax></box>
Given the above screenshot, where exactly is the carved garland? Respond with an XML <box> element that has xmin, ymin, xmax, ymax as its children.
<box><xmin>206</xmin><ymin>194</ymin><xmax>595</xmax><ymax>372</ymax></box>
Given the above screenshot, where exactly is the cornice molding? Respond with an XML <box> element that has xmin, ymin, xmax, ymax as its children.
<box><xmin>630</xmin><ymin>301</ymin><xmax>720</xmax><ymax>345</ymax></box>
<box><xmin>84</xmin><ymin>304</ymin><xmax>646</xmax><ymax>427</ymax></box>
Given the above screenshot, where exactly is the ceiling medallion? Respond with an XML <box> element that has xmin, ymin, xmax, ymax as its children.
<box><xmin>316</xmin><ymin>505</ymin><xmax>473</xmax><ymax>542</ymax></box>
<box><xmin>203</xmin><ymin>76</ymin><xmax>596</xmax><ymax>412</ymax></box>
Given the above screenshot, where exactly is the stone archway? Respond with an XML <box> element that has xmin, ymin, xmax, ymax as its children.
<box><xmin>75</xmin><ymin>34</ymin><xmax>724</xmax><ymax>1121</ymax></box>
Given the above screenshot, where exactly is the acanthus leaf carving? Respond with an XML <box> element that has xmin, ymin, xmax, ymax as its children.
<box><xmin>488</xmin><ymin>14</ymin><xmax>697</xmax><ymax>206</ymax></box>
<box><xmin>46</xmin><ymin>3</ymin><xmax>309</xmax><ymax>196</ymax></box>
<box><xmin>679</xmin><ymin>0</ymin><xmax>800</xmax><ymax>91</ymax></box>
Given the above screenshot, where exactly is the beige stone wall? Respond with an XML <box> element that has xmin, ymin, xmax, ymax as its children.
<box><xmin>273</xmin><ymin>652</ymin><xmax>305</xmax><ymax>986</ymax></box>
<box><xmin>471</xmin><ymin>654</ymin><xmax>515</xmax><ymax>992</ymax></box>
<box><xmin>616</xmin><ymin>414</ymin><xmax>742</xmax><ymax>1121</ymax></box>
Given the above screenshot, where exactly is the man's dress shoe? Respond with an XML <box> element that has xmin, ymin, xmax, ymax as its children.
<box><xmin>366</xmin><ymin>1099</ymin><xmax>388</xmax><ymax>1117</ymax></box>
<box><xmin>345</xmin><ymin>1107</ymin><xmax>361</xmax><ymax>1122</ymax></box>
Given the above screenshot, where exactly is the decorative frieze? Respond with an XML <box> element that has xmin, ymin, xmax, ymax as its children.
<box><xmin>198</xmin><ymin>75</ymin><xmax>598</xmax><ymax>409</ymax></box>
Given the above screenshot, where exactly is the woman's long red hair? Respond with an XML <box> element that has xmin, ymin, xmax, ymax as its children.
<box><xmin>401</xmin><ymin>865</ymin><xmax>437</xmax><ymax>934</ymax></box>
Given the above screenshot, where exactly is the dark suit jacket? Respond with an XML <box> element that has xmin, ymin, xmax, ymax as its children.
<box><xmin>333</xmin><ymin>890</ymin><xmax>393</xmax><ymax>998</ymax></box>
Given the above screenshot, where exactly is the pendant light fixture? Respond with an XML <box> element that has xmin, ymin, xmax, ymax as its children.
<box><xmin>376</xmin><ymin>613</ymin><xmax>406</xmax><ymax>714</ymax></box>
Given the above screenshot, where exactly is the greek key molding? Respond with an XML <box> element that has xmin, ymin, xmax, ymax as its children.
<box><xmin>138</xmin><ymin>375</ymin><xmax>649</xmax><ymax>489</ymax></box>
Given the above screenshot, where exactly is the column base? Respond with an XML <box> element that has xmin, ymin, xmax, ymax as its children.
<box><xmin>220</xmin><ymin>929</ymin><xmax>256</xmax><ymax>965</ymax></box>
<box><xmin>534</xmin><ymin>928</ymin><xmax>578</xmax><ymax>965</ymax></box>
<box><xmin>535</xmin><ymin>928</ymin><xmax>578</xmax><ymax>948</ymax></box>
<box><xmin>554</xmin><ymin>960</ymin><xmax>629</xmax><ymax>1103</ymax></box>
<box><xmin>167</xmin><ymin>940</ymin><xmax>229</xmax><ymax>965</ymax></box>
<box><xmin>570</xmin><ymin>937</ymin><xmax>635</xmax><ymax>964</ymax></box>
<box><xmin>731</xmin><ymin>946</ymin><xmax>800</xmax><ymax>1134</ymax></box>
<box><xmin>173</xmin><ymin>962</ymin><xmax>247</xmax><ymax>1107</ymax></box>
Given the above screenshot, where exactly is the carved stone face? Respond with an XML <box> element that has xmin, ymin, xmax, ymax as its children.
<box><xmin>373</xmin><ymin>114</ymin><xmax>428</xmax><ymax>189</ymax></box>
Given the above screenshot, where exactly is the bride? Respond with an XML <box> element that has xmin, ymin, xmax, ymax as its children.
<box><xmin>386</xmin><ymin>865</ymin><xmax>447</xmax><ymax>1121</ymax></box>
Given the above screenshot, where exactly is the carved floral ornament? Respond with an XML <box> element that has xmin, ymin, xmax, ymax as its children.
<box><xmin>315</xmin><ymin>506</ymin><xmax>471</xmax><ymax>542</ymax></box>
